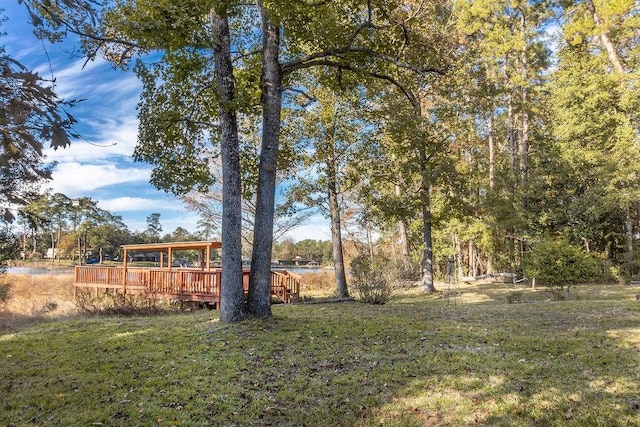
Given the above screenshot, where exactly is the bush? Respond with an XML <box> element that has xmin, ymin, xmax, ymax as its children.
<box><xmin>349</xmin><ymin>253</ymin><xmax>395</xmax><ymax>305</ymax></box>
<box><xmin>74</xmin><ymin>289</ymin><xmax>177</xmax><ymax>316</ymax></box>
<box><xmin>506</xmin><ymin>291</ymin><xmax>524</xmax><ymax>304</ymax></box>
<box><xmin>525</xmin><ymin>238</ymin><xmax>597</xmax><ymax>292</ymax></box>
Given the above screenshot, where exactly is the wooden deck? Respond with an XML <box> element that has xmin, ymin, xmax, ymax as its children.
<box><xmin>74</xmin><ymin>266</ymin><xmax>301</xmax><ymax>307</ymax></box>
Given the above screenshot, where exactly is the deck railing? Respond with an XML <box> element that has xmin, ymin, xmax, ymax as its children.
<box><xmin>75</xmin><ymin>266</ymin><xmax>300</xmax><ymax>304</ymax></box>
<box><xmin>270</xmin><ymin>270</ymin><xmax>302</xmax><ymax>303</ymax></box>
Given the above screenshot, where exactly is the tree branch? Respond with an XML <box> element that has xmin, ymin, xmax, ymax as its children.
<box><xmin>282</xmin><ymin>46</ymin><xmax>445</xmax><ymax>77</ymax></box>
<box><xmin>283</xmin><ymin>87</ymin><xmax>317</xmax><ymax>107</ymax></box>
<box><xmin>283</xmin><ymin>59</ymin><xmax>421</xmax><ymax>111</ymax></box>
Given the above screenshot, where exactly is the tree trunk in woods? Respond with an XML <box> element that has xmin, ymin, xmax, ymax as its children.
<box><xmin>419</xmin><ymin>167</ymin><xmax>436</xmax><ymax>292</ymax></box>
<box><xmin>324</xmin><ymin>110</ymin><xmax>349</xmax><ymax>298</ymax></box>
<box><xmin>503</xmin><ymin>53</ymin><xmax>517</xmax><ymax>178</ymax></box>
<box><xmin>211</xmin><ymin>10</ymin><xmax>246</xmax><ymax>323</ymax></box>
<box><xmin>396</xmin><ymin>184</ymin><xmax>411</xmax><ymax>267</ymax></box>
<box><xmin>486</xmin><ymin>112</ymin><xmax>495</xmax><ymax>276</ymax></box>
<box><xmin>469</xmin><ymin>240</ymin><xmax>477</xmax><ymax>277</ymax></box>
<box><xmin>399</xmin><ymin>218</ymin><xmax>410</xmax><ymax>267</ymax></box>
<box><xmin>625</xmin><ymin>207</ymin><xmax>634</xmax><ymax>256</ymax></box>
<box><xmin>507</xmin><ymin>94</ymin><xmax>517</xmax><ymax>175</ymax></box>
<box><xmin>421</xmin><ymin>200</ymin><xmax>436</xmax><ymax>292</ymax></box>
<box><xmin>454</xmin><ymin>234</ymin><xmax>464</xmax><ymax>280</ymax></box>
<box><xmin>248</xmin><ymin>4</ymin><xmax>282</xmax><ymax>318</ymax></box>
<box><xmin>519</xmin><ymin>12</ymin><xmax>529</xmax><ymax>208</ymax></box>
<box><xmin>488</xmin><ymin>112</ymin><xmax>495</xmax><ymax>190</ymax></box>
<box><xmin>585</xmin><ymin>0</ymin><xmax>637</xmax><ymax>268</ymax></box>
<box><xmin>328</xmin><ymin>177</ymin><xmax>348</xmax><ymax>298</ymax></box>
<box><xmin>585</xmin><ymin>0</ymin><xmax>626</xmax><ymax>75</ymax></box>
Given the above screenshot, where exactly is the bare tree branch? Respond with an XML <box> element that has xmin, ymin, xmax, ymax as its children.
<box><xmin>284</xmin><ymin>87</ymin><xmax>317</xmax><ymax>107</ymax></box>
<box><xmin>284</xmin><ymin>59</ymin><xmax>421</xmax><ymax>111</ymax></box>
<box><xmin>282</xmin><ymin>46</ymin><xmax>445</xmax><ymax>77</ymax></box>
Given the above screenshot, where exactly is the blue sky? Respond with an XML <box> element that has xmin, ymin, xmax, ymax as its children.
<box><xmin>2</xmin><ymin>3</ymin><xmax>330</xmax><ymax>241</ymax></box>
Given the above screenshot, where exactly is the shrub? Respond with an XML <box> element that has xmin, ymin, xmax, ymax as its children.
<box><xmin>74</xmin><ymin>289</ymin><xmax>177</xmax><ymax>316</ymax></box>
<box><xmin>349</xmin><ymin>253</ymin><xmax>395</xmax><ymax>305</ymax></box>
<box><xmin>525</xmin><ymin>238</ymin><xmax>597</xmax><ymax>292</ymax></box>
<box><xmin>506</xmin><ymin>291</ymin><xmax>524</xmax><ymax>304</ymax></box>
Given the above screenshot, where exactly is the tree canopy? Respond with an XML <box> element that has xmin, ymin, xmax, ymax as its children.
<box><xmin>0</xmin><ymin>16</ymin><xmax>78</xmax><ymax>223</ymax></box>
<box><xmin>11</xmin><ymin>0</ymin><xmax>640</xmax><ymax>318</ymax></box>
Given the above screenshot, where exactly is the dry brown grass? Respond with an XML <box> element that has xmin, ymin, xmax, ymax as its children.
<box><xmin>0</xmin><ymin>270</ymin><xmax>339</xmax><ymax>327</ymax></box>
<box><xmin>299</xmin><ymin>270</ymin><xmax>336</xmax><ymax>297</ymax></box>
<box><xmin>0</xmin><ymin>273</ymin><xmax>77</xmax><ymax>328</ymax></box>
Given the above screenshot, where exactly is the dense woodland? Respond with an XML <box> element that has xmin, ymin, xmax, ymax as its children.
<box><xmin>1</xmin><ymin>0</ymin><xmax>639</xmax><ymax>321</ymax></box>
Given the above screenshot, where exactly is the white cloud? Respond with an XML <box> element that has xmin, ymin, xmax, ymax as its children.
<box><xmin>47</xmin><ymin>57</ymin><xmax>119</xmax><ymax>100</ymax></box>
<box><xmin>282</xmin><ymin>219</ymin><xmax>332</xmax><ymax>242</ymax></box>
<box><xmin>45</xmin><ymin>115</ymin><xmax>140</xmax><ymax>163</ymax></box>
<box><xmin>50</xmin><ymin>162</ymin><xmax>151</xmax><ymax>197</ymax></box>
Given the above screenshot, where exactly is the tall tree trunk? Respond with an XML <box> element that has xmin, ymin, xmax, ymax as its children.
<box><xmin>454</xmin><ymin>233</ymin><xmax>464</xmax><ymax>280</ymax></box>
<box><xmin>325</xmin><ymin>108</ymin><xmax>348</xmax><ymax>298</ymax></box>
<box><xmin>469</xmin><ymin>239</ymin><xmax>477</xmax><ymax>277</ymax></box>
<box><xmin>248</xmin><ymin>4</ymin><xmax>282</xmax><ymax>318</ymax></box>
<box><xmin>50</xmin><ymin>232</ymin><xmax>55</xmax><ymax>262</ymax></box>
<box><xmin>211</xmin><ymin>10</ymin><xmax>246</xmax><ymax>322</ymax></box>
<box><xmin>367</xmin><ymin>226</ymin><xmax>374</xmax><ymax>259</ymax></box>
<box><xmin>584</xmin><ymin>0</ymin><xmax>637</xmax><ymax>269</ymax></box>
<box><xmin>584</xmin><ymin>0</ymin><xmax>636</xmax><ymax>270</ymax></box>
<box><xmin>419</xmin><ymin>160</ymin><xmax>436</xmax><ymax>292</ymax></box>
<box><xmin>519</xmin><ymin>11</ymin><xmax>529</xmax><ymax>208</ymax></box>
<box><xmin>421</xmin><ymin>199</ymin><xmax>436</xmax><ymax>292</ymax></box>
<box><xmin>507</xmin><ymin>94</ymin><xmax>517</xmax><ymax>175</ymax></box>
<box><xmin>396</xmin><ymin>184</ymin><xmax>411</xmax><ymax>267</ymax></box>
<box><xmin>488</xmin><ymin>112</ymin><xmax>495</xmax><ymax>190</ymax></box>
<box><xmin>328</xmin><ymin>174</ymin><xmax>348</xmax><ymax>298</ymax></box>
<box><xmin>625</xmin><ymin>206</ymin><xmax>634</xmax><ymax>256</ymax></box>
<box><xmin>585</xmin><ymin>0</ymin><xmax>626</xmax><ymax>74</ymax></box>
<box><xmin>486</xmin><ymin>112</ymin><xmax>495</xmax><ymax>275</ymax></box>
<box><xmin>22</xmin><ymin>233</ymin><xmax>27</xmax><ymax>260</ymax></box>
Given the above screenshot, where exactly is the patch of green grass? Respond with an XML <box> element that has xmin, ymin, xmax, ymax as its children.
<box><xmin>1</xmin><ymin>283</ymin><xmax>640</xmax><ymax>426</ymax></box>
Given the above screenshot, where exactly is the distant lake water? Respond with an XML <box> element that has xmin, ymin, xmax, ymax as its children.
<box><xmin>6</xmin><ymin>266</ymin><xmax>329</xmax><ymax>276</ymax></box>
<box><xmin>278</xmin><ymin>267</ymin><xmax>332</xmax><ymax>275</ymax></box>
<box><xmin>6</xmin><ymin>267</ymin><xmax>74</xmax><ymax>276</ymax></box>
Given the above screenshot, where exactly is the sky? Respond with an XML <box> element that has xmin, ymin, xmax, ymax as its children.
<box><xmin>2</xmin><ymin>3</ymin><xmax>331</xmax><ymax>241</ymax></box>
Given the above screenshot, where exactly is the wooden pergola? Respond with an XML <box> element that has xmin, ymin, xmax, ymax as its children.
<box><xmin>121</xmin><ymin>240</ymin><xmax>222</xmax><ymax>273</ymax></box>
<box><xmin>74</xmin><ymin>241</ymin><xmax>301</xmax><ymax>307</ymax></box>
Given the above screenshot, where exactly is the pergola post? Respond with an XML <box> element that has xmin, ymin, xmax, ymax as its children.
<box><xmin>122</xmin><ymin>247</ymin><xmax>128</xmax><ymax>296</ymax></box>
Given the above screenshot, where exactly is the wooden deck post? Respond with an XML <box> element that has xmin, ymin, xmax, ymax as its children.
<box><xmin>122</xmin><ymin>247</ymin><xmax>128</xmax><ymax>296</ymax></box>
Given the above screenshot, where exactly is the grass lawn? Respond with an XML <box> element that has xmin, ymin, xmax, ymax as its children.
<box><xmin>1</xmin><ymin>281</ymin><xmax>639</xmax><ymax>426</ymax></box>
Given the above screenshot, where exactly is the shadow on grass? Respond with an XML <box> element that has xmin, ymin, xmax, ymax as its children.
<box><xmin>204</xmin><ymin>299</ymin><xmax>640</xmax><ymax>426</ymax></box>
<box><xmin>1</xmin><ymin>288</ymin><xmax>639</xmax><ymax>426</ymax></box>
